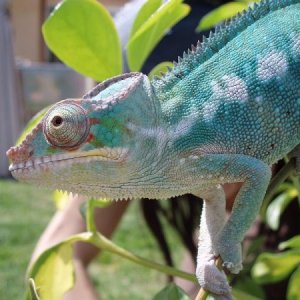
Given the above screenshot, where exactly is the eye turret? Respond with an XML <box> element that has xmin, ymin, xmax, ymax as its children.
<box><xmin>43</xmin><ymin>102</ymin><xmax>90</xmax><ymax>148</ymax></box>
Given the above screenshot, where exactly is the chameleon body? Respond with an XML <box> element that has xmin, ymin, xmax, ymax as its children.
<box><xmin>7</xmin><ymin>0</ymin><xmax>300</xmax><ymax>298</ymax></box>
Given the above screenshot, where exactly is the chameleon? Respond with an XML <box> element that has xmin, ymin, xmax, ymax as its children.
<box><xmin>6</xmin><ymin>0</ymin><xmax>300</xmax><ymax>298</ymax></box>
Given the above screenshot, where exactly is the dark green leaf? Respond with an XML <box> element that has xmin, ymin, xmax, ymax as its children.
<box><xmin>252</xmin><ymin>250</ymin><xmax>300</xmax><ymax>284</ymax></box>
<box><xmin>232</xmin><ymin>277</ymin><xmax>265</xmax><ymax>299</ymax></box>
<box><xmin>127</xmin><ymin>0</ymin><xmax>190</xmax><ymax>71</ymax></box>
<box><xmin>152</xmin><ymin>283</ymin><xmax>191</xmax><ymax>300</ymax></box>
<box><xmin>43</xmin><ymin>0</ymin><xmax>121</xmax><ymax>80</ymax></box>
<box><xmin>196</xmin><ymin>2</ymin><xmax>248</xmax><ymax>32</ymax></box>
<box><xmin>231</xmin><ymin>288</ymin><xmax>263</xmax><ymax>300</ymax></box>
<box><xmin>288</xmin><ymin>267</ymin><xmax>300</xmax><ymax>300</ymax></box>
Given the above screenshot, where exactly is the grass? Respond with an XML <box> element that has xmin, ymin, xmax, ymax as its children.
<box><xmin>0</xmin><ymin>178</ymin><xmax>186</xmax><ymax>300</ymax></box>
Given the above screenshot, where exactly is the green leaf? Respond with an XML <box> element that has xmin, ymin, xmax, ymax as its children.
<box><xmin>152</xmin><ymin>283</ymin><xmax>191</xmax><ymax>300</ymax></box>
<box><xmin>231</xmin><ymin>287</ymin><xmax>263</xmax><ymax>300</ymax></box>
<box><xmin>130</xmin><ymin>0</ymin><xmax>162</xmax><ymax>38</ymax></box>
<box><xmin>265</xmin><ymin>189</ymin><xmax>297</xmax><ymax>230</ymax></box>
<box><xmin>196</xmin><ymin>2</ymin><xmax>248</xmax><ymax>32</ymax></box>
<box><xmin>232</xmin><ymin>277</ymin><xmax>265</xmax><ymax>299</ymax></box>
<box><xmin>279</xmin><ymin>236</ymin><xmax>300</xmax><ymax>250</ymax></box>
<box><xmin>27</xmin><ymin>233</ymin><xmax>94</xmax><ymax>300</ymax></box>
<box><xmin>31</xmin><ymin>243</ymin><xmax>74</xmax><ymax>300</ymax></box>
<box><xmin>42</xmin><ymin>0</ymin><xmax>122</xmax><ymax>81</ymax></box>
<box><xmin>148</xmin><ymin>61</ymin><xmax>173</xmax><ymax>79</ymax></box>
<box><xmin>288</xmin><ymin>267</ymin><xmax>300</xmax><ymax>300</ymax></box>
<box><xmin>127</xmin><ymin>0</ymin><xmax>190</xmax><ymax>71</ymax></box>
<box><xmin>252</xmin><ymin>250</ymin><xmax>300</xmax><ymax>284</ymax></box>
<box><xmin>16</xmin><ymin>106</ymin><xmax>49</xmax><ymax>146</ymax></box>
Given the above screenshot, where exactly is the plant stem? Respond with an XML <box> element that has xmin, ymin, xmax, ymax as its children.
<box><xmin>194</xmin><ymin>257</ymin><xmax>223</xmax><ymax>300</ymax></box>
<box><xmin>86</xmin><ymin>199</ymin><xmax>97</xmax><ymax>233</ymax></box>
<box><xmin>90</xmin><ymin>231</ymin><xmax>197</xmax><ymax>282</ymax></box>
<box><xmin>28</xmin><ymin>278</ymin><xmax>40</xmax><ymax>300</ymax></box>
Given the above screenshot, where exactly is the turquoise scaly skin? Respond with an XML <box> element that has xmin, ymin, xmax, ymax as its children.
<box><xmin>6</xmin><ymin>1</ymin><xmax>300</xmax><ymax>298</ymax></box>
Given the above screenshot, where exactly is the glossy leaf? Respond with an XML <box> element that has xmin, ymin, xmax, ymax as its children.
<box><xmin>43</xmin><ymin>0</ymin><xmax>122</xmax><ymax>80</ymax></box>
<box><xmin>265</xmin><ymin>189</ymin><xmax>297</xmax><ymax>230</ymax></box>
<box><xmin>152</xmin><ymin>283</ymin><xmax>190</xmax><ymax>300</ymax></box>
<box><xmin>16</xmin><ymin>106</ymin><xmax>49</xmax><ymax>146</ymax></box>
<box><xmin>252</xmin><ymin>250</ymin><xmax>300</xmax><ymax>284</ymax></box>
<box><xmin>288</xmin><ymin>267</ymin><xmax>300</xmax><ymax>300</ymax></box>
<box><xmin>196</xmin><ymin>2</ymin><xmax>248</xmax><ymax>32</ymax></box>
<box><xmin>130</xmin><ymin>0</ymin><xmax>162</xmax><ymax>38</ymax></box>
<box><xmin>279</xmin><ymin>236</ymin><xmax>300</xmax><ymax>250</ymax></box>
<box><xmin>127</xmin><ymin>0</ymin><xmax>190</xmax><ymax>71</ymax></box>
<box><xmin>148</xmin><ymin>61</ymin><xmax>173</xmax><ymax>79</ymax></box>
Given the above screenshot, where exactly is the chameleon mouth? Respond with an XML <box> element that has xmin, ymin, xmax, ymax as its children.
<box><xmin>9</xmin><ymin>147</ymin><xmax>128</xmax><ymax>174</ymax></box>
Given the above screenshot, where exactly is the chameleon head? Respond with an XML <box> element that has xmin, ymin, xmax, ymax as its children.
<box><xmin>6</xmin><ymin>72</ymin><xmax>160</xmax><ymax>198</ymax></box>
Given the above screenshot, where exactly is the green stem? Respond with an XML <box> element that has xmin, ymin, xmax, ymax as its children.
<box><xmin>86</xmin><ymin>199</ymin><xmax>97</xmax><ymax>233</ymax></box>
<box><xmin>28</xmin><ymin>278</ymin><xmax>40</xmax><ymax>300</ymax></box>
<box><xmin>90</xmin><ymin>232</ymin><xmax>197</xmax><ymax>282</ymax></box>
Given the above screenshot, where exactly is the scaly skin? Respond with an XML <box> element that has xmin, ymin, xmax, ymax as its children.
<box><xmin>7</xmin><ymin>1</ymin><xmax>300</xmax><ymax>298</ymax></box>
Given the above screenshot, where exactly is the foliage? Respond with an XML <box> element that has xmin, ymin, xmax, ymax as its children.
<box><xmin>42</xmin><ymin>0</ymin><xmax>122</xmax><ymax>80</ymax></box>
<box><xmin>195</xmin><ymin>0</ymin><xmax>261</xmax><ymax>32</ymax></box>
<box><xmin>127</xmin><ymin>0</ymin><xmax>190</xmax><ymax>71</ymax></box>
<box><xmin>252</xmin><ymin>236</ymin><xmax>300</xmax><ymax>300</ymax></box>
<box><xmin>43</xmin><ymin>0</ymin><xmax>189</xmax><ymax>77</ymax></box>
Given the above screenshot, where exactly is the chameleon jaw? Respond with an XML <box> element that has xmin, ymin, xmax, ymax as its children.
<box><xmin>8</xmin><ymin>147</ymin><xmax>128</xmax><ymax>176</ymax></box>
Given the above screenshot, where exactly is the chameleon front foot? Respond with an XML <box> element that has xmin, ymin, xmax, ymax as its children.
<box><xmin>196</xmin><ymin>256</ymin><xmax>233</xmax><ymax>300</ymax></box>
<box><xmin>215</xmin><ymin>239</ymin><xmax>243</xmax><ymax>274</ymax></box>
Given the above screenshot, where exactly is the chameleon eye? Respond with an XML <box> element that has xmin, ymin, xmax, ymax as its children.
<box><xmin>43</xmin><ymin>102</ymin><xmax>90</xmax><ymax>148</ymax></box>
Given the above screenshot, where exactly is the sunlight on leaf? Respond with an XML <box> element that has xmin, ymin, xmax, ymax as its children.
<box><xmin>288</xmin><ymin>267</ymin><xmax>300</xmax><ymax>300</ymax></box>
<box><xmin>252</xmin><ymin>250</ymin><xmax>300</xmax><ymax>284</ymax></box>
<box><xmin>127</xmin><ymin>0</ymin><xmax>190</xmax><ymax>71</ymax></box>
<box><xmin>265</xmin><ymin>188</ymin><xmax>297</xmax><ymax>230</ymax></box>
<box><xmin>43</xmin><ymin>0</ymin><xmax>122</xmax><ymax>80</ymax></box>
<box><xmin>279</xmin><ymin>236</ymin><xmax>300</xmax><ymax>250</ymax></box>
<box><xmin>130</xmin><ymin>0</ymin><xmax>162</xmax><ymax>38</ymax></box>
<box><xmin>27</xmin><ymin>233</ymin><xmax>94</xmax><ymax>300</ymax></box>
<box><xmin>148</xmin><ymin>61</ymin><xmax>173</xmax><ymax>79</ymax></box>
<box><xmin>152</xmin><ymin>283</ymin><xmax>190</xmax><ymax>300</ymax></box>
<box><xmin>33</xmin><ymin>243</ymin><xmax>74</xmax><ymax>300</ymax></box>
<box><xmin>196</xmin><ymin>2</ymin><xmax>248</xmax><ymax>32</ymax></box>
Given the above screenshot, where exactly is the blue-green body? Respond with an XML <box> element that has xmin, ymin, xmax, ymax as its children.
<box><xmin>7</xmin><ymin>1</ymin><xmax>300</xmax><ymax>299</ymax></box>
<box><xmin>153</xmin><ymin>1</ymin><xmax>300</xmax><ymax>165</ymax></box>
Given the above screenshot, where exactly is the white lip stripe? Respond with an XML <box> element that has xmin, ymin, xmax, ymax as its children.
<box><xmin>9</xmin><ymin>148</ymin><xmax>128</xmax><ymax>172</ymax></box>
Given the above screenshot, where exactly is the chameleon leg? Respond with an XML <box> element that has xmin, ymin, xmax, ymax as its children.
<box><xmin>211</xmin><ymin>154</ymin><xmax>272</xmax><ymax>274</ymax></box>
<box><xmin>195</xmin><ymin>186</ymin><xmax>233</xmax><ymax>299</ymax></box>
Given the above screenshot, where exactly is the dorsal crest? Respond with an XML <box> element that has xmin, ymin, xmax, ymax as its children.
<box><xmin>152</xmin><ymin>0</ymin><xmax>300</xmax><ymax>91</ymax></box>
